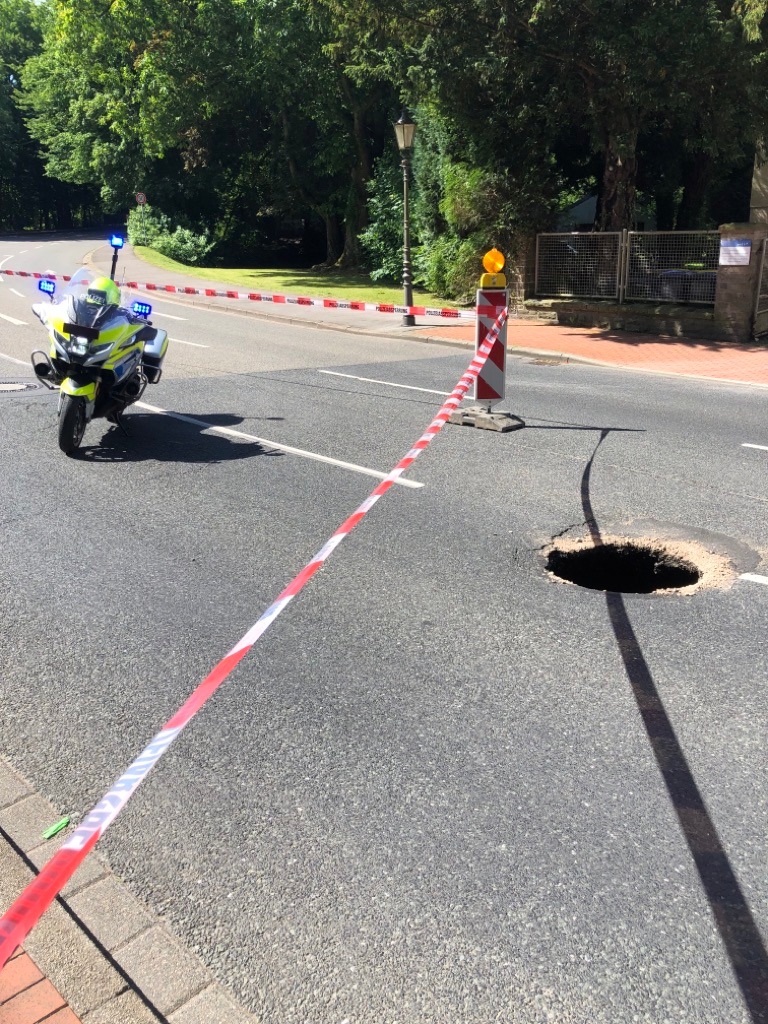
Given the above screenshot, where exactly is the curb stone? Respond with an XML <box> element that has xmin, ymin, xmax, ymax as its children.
<box><xmin>0</xmin><ymin>755</ymin><xmax>257</xmax><ymax>1024</ymax></box>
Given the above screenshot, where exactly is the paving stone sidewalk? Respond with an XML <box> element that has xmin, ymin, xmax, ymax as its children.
<box><xmin>0</xmin><ymin>758</ymin><xmax>256</xmax><ymax>1024</ymax></box>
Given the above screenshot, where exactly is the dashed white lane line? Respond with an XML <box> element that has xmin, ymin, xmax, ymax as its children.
<box><xmin>152</xmin><ymin>311</ymin><xmax>187</xmax><ymax>321</ymax></box>
<box><xmin>170</xmin><ymin>338</ymin><xmax>208</xmax><ymax>348</ymax></box>
<box><xmin>0</xmin><ymin>350</ymin><xmax>30</xmax><ymax>366</ymax></box>
<box><xmin>742</xmin><ymin>443</ymin><xmax>768</xmax><ymax>452</ymax></box>
<box><xmin>319</xmin><ymin>370</ymin><xmax>450</xmax><ymax>396</ymax></box>
<box><xmin>135</xmin><ymin>400</ymin><xmax>424</xmax><ymax>488</ymax></box>
<box><xmin>740</xmin><ymin>573</ymin><xmax>768</xmax><ymax>586</ymax></box>
<box><xmin>10</xmin><ymin>288</ymin><xmax>24</xmax><ymax>298</ymax></box>
<box><xmin>0</xmin><ymin>312</ymin><xmax>28</xmax><ymax>326</ymax></box>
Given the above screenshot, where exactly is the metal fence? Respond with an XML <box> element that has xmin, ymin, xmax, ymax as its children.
<box><xmin>535</xmin><ymin>229</ymin><xmax>720</xmax><ymax>305</ymax></box>
<box><xmin>535</xmin><ymin>232</ymin><xmax>622</xmax><ymax>300</ymax></box>
<box><xmin>624</xmin><ymin>231</ymin><xmax>718</xmax><ymax>304</ymax></box>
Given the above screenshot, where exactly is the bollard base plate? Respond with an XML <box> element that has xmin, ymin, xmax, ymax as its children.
<box><xmin>448</xmin><ymin>406</ymin><xmax>525</xmax><ymax>432</ymax></box>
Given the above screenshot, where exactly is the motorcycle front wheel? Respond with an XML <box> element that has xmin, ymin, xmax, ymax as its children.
<box><xmin>58</xmin><ymin>394</ymin><xmax>87</xmax><ymax>454</ymax></box>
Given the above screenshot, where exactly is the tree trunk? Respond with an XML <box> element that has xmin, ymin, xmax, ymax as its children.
<box><xmin>281</xmin><ymin>109</ymin><xmax>342</xmax><ymax>266</ymax></box>
<box><xmin>337</xmin><ymin>224</ymin><xmax>360</xmax><ymax>267</ymax></box>
<box><xmin>676</xmin><ymin>154</ymin><xmax>712</xmax><ymax>229</ymax></box>
<box><xmin>324</xmin><ymin>213</ymin><xmax>342</xmax><ymax>265</ymax></box>
<box><xmin>335</xmin><ymin>99</ymin><xmax>371</xmax><ymax>268</ymax></box>
<box><xmin>597</xmin><ymin>131</ymin><xmax>638</xmax><ymax>230</ymax></box>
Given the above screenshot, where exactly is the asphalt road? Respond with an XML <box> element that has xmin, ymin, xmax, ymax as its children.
<box><xmin>1</xmin><ymin>236</ymin><xmax>768</xmax><ymax>1023</ymax></box>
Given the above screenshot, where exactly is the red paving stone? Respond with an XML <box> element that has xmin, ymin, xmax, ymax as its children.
<box><xmin>39</xmin><ymin>1009</ymin><xmax>80</xmax><ymax>1023</ymax></box>
<box><xmin>419</xmin><ymin>321</ymin><xmax>768</xmax><ymax>386</ymax></box>
<box><xmin>0</xmin><ymin>955</ymin><xmax>43</xmax><ymax>1003</ymax></box>
<box><xmin>0</xmin><ymin>950</ymin><xmax>81</xmax><ymax>1024</ymax></box>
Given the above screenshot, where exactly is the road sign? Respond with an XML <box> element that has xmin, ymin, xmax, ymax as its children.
<box><xmin>473</xmin><ymin>287</ymin><xmax>508</xmax><ymax>408</ymax></box>
<box><xmin>135</xmin><ymin>193</ymin><xmax>147</xmax><ymax>205</ymax></box>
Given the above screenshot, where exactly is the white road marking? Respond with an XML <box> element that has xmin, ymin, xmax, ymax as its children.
<box><xmin>18</xmin><ymin>249</ymin><xmax>28</xmax><ymax>255</ymax></box>
<box><xmin>740</xmin><ymin>573</ymin><xmax>768</xmax><ymax>586</ymax></box>
<box><xmin>319</xmin><ymin>370</ymin><xmax>451</xmax><ymax>396</ymax></box>
<box><xmin>0</xmin><ymin>312</ymin><xmax>28</xmax><ymax>326</ymax></box>
<box><xmin>10</xmin><ymin>288</ymin><xmax>24</xmax><ymax>298</ymax></box>
<box><xmin>0</xmin><ymin>350</ymin><xmax>30</xmax><ymax>366</ymax></box>
<box><xmin>170</xmin><ymin>338</ymin><xmax>208</xmax><ymax>348</ymax></box>
<box><xmin>135</xmin><ymin>401</ymin><xmax>424</xmax><ymax>488</ymax></box>
<box><xmin>0</xmin><ymin>255</ymin><xmax>15</xmax><ymax>269</ymax></box>
<box><xmin>152</xmin><ymin>311</ymin><xmax>187</xmax><ymax>321</ymax></box>
<box><xmin>742</xmin><ymin>443</ymin><xmax>768</xmax><ymax>452</ymax></box>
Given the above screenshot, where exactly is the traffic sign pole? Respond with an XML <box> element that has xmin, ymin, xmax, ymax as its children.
<box><xmin>135</xmin><ymin>193</ymin><xmax>147</xmax><ymax>246</ymax></box>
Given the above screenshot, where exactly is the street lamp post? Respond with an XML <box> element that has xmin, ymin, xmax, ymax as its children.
<box><xmin>393</xmin><ymin>110</ymin><xmax>416</xmax><ymax>327</ymax></box>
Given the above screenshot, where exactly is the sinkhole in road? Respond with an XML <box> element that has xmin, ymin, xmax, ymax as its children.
<box><xmin>546</xmin><ymin>539</ymin><xmax>702</xmax><ymax>594</ymax></box>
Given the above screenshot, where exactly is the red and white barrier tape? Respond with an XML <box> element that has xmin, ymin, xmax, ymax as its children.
<box><xmin>0</xmin><ymin>305</ymin><xmax>508</xmax><ymax>970</ymax></box>
<box><xmin>0</xmin><ymin>269</ymin><xmax>477</xmax><ymax>319</ymax></box>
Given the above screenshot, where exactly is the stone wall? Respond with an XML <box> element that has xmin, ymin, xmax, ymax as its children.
<box><xmin>523</xmin><ymin>298</ymin><xmax>724</xmax><ymax>340</ymax></box>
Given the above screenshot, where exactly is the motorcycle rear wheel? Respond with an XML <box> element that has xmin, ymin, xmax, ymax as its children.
<box><xmin>58</xmin><ymin>395</ymin><xmax>87</xmax><ymax>454</ymax></box>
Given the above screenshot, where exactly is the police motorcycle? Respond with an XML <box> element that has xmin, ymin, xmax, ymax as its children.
<box><xmin>30</xmin><ymin>235</ymin><xmax>169</xmax><ymax>454</ymax></box>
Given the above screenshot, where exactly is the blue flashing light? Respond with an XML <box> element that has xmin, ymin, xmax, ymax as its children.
<box><xmin>110</xmin><ymin>234</ymin><xmax>124</xmax><ymax>249</ymax></box>
<box><xmin>132</xmin><ymin>301</ymin><xmax>152</xmax><ymax>318</ymax></box>
<box><xmin>38</xmin><ymin>279</ymin><xmax>56</xmax><ymax>296</ymax></box>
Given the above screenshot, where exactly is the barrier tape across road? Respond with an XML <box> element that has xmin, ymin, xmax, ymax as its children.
<box><xmin>0</xmin><ymin>269</ymin><xmax>477</xmax><ymax>319</ymax></box>
<box><xmin>0</xmin><ymin>306</ymin><xmax>509</xmax><ymax>970</ymax></box>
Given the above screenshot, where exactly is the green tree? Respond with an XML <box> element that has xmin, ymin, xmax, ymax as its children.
<box><xmin>317</xmin><ymin>0</ymin><xmax>768</xmax><ymax>231</ymax></box>
<box><xmin>21</xmin><ymin>0</ymin><xmax>396</xmax><ymax>264</ymax></box>
<box><xmin>0</xmin><ymin>0</ymin><xmax>48</xmax><ymax>228</ymax></box>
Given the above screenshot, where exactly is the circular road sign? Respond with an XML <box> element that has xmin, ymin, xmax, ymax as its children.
<box><xmin>135</xmin><ymin>192</ymin><xmax>147</xmax><ymax>205</ymax></box>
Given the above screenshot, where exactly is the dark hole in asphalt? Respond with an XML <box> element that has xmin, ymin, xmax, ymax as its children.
<box><xmin>547</xmin><ymin>541</ymin><xmax>701</xmax><ymax>594</ymax></box>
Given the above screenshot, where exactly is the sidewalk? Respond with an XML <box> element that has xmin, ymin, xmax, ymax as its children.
<box><xmin>0</xmin><ymin>756</ymin><xmax>255</xmax><ymax>1024</ymax></box>
<box><xmin>421</xmin><ymin>320</ymin><xmax>768</xmax><ymax>387</ymax></box>
<box><xmin>1</xmin><ymin>947</ymin><xmax>80</xmax><ymax>1023</ymax></box>
<box><xmin>85</xmin><ymin>240</ymin><xmax>768</xmax><ymax>388</ymax></box>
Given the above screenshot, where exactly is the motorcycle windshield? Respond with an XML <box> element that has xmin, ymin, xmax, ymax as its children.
<box><xmin>32</xmin><ymin>269</ymin><xmax>133</xmax><ymax>331</ymax></box>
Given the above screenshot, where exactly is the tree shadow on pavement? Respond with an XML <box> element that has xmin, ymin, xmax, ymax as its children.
<box><xmin>581</xmin><ymin>429</ymin><xmax>768</xmax><ymax>1024</ymax></box>
<box><xmin>524</xmin><ymin>420</ymin><xmax>644</xmax><ymax>433</ymax></box>
<box><xmin>70</xmin><ymin>412</ymin><xmax>285</xmax><ymax>464</ymax></box>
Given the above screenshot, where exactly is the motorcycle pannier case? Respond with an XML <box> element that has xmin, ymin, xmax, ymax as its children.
<box><xmin>142</xmin><ymin>328</ymin><xmax>168</xmax><ymax>383</ymax></box>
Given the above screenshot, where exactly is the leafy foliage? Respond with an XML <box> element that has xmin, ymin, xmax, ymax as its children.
<box><xmin>127</xmin><ymin>204</ymin><xmax>213</xmax><ymax>265</ymax></box>
<box><xmin>359</xmin><ymin>157</ymin><xmax>404</xmax><ymax>282</ymax></box>
<box><xmin>126</xmin><ymin>205</ymin><xmax>170</xmax><ymax>247</ymax></box>
<box><xmin>5</xmin><ymin>0</ymin><xmax>768</xmax><ymax>294</ymax></box>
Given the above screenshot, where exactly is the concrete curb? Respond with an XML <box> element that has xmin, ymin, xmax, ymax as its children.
<box><xmin>0</xmin><ymin>756</ymin><xmax>257</xmax><ymax>1024</ymax></box>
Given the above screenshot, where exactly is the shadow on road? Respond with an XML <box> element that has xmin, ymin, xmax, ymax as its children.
<box><xmin>581</xmin><ymin>429</ymin><xmax>768</xmax><ymax>1023</ymax></box>
<box><xmin>524</xmin><ymin>420</ymin><xmax>644</xmax><ymax>433</ymax></box>
<box><xmin>70</xmin><ymin>412</ymin><xmax>284</xmax><ymax>464</ymax></box>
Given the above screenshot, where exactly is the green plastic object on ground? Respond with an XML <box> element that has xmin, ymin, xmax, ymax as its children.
<box><xmin>42</xmin><ymin>816</ymin><xmax>70</xmax><ymax>840</ymax></box>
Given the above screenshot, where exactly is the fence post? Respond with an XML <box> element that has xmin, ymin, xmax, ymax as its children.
<box><xmin>714</xmin><ymin>223</ymin><xmax>768</xmax><ymax>342</ymax></box>
<box><xmin>618</xmin><ymin>228</ymin><xmax>628</xmax><ymax>304</ymax></box>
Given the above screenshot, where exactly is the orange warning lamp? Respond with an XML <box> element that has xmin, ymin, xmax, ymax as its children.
<box><xmin>480</xmin><ymin>248</ymin><xmax>506</xmax><ymax>287</ymax></box>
